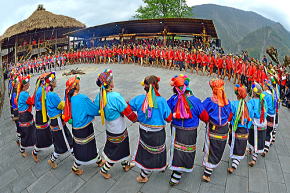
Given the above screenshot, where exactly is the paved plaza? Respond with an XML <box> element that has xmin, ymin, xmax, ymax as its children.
<box><xmin>0</xmin><ymin>63</ymin><xmax>290</xmax><ymax>193</ymax></box>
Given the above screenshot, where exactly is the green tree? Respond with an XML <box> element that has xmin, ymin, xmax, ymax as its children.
<box><xmin>134</xmin><ymin>0</ymin><xmax>192</xmax><ymax>19</ymax></box>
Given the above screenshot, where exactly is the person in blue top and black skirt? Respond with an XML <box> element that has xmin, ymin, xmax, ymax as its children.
<box><xmin>129</xmin><ymin>75</ymin><xmax>172</xmax><ymax>183</ymax></box>
<box><xmin>63</xmin><ymin>76</ymin><xmax>105</xmax><ymax>175</ymax></box>
<box><xmin>202</xmin><ymin>79</ymin><xmax>232</xmax><ymax>182</ymax></box>
<box><xmin>167</xmin><ymin>74</ymin><xmax>209</xmax><ymax>186</ymax></box>
<box><xmin>247</xmin><ymin>82</ymin><xmax>268</xmax><ymax>167</ymax></box>
<box><xmin>10</xmin><ymin>75</ymin><xmax>21</xmax><ymax>146</ymax></box>
<box><xmin>45</xmin><ymin>72</ymin><xmax>73</xmax><ymax>169</ymax></box>
<box><xmin>261</xmin><ymin>79</ymin><xmax>276</xmax><ymax>157</ymax></box>
<box><xmin>94</xmin><ymin>69</ymin><xmax>138</xmax><ymax>179</ymax></box>
<box><xmin>33</xmin><ymin>73</ymin><xmax>53</xmax><ymax>161</ymax></box>
<box><xmin>17</xmin><ymin>75</ymin><xmax>38</xmax><ymax>160</ymax></box>
<box><xmin>228</xmin><ymin>84</ymin><xmax>250</xmax><ymax>174</ymax></box>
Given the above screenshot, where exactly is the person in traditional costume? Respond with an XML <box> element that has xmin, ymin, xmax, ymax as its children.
<box><xmin>227</xmin><ymin>84</ymin><xmax>250</xmax><ymax>174</ymax></box>
<box><xmin>17</xmin><ymin>75</ymin><xmax>38</xmax><ymax>159</ymax></box>
<box><xmin>247</xmin><ymin>82</ymin><xmax>268</xmax><ymax>166</ymax></box>
<box><xmin>167</xmin><ymin>74</ymin><xmax>209</xmax><ymax>186</ymax></box>
<box><xmin>45</xmin><ymin>73</ymin><xmax>73</xmax><ymax>169</ymax></box>
<box><xmin>261</xmin><ymin>79</ymin><xmax>275</xmax><ymax>156</ymax></box>
<box><xmin>129</xmin><ymin>75</ymin><xmax>172</xmax><ymax>183</ymax></box>
<box><xmin>33</xmin><ymin>73</ymin><xmax>53</xmax><ymax>162</ymax></box>
<box><xmin>10</xmin><ymin>75</ymin><xmax>21</xmax><ymax>146</ymax></box>
<box><xmin>268</xmin><ymin>76</ymin><xmax>280</xmax><ymax>144</ymax></box>
<box><xmin>94</xmin><ymin>69</ymin><xmax>138</xmax><ymax>179</ymax></box>
<box><xmin>202</xmin><ymin>79</ymin><xmax>232</xmax><ymax>182</ymax></box>
<box><xmin>63</xmin><ymin>76</ymin><xmax>105</xmax><ymax>175</ymax></box>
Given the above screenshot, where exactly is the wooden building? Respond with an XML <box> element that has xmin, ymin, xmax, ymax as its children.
<box><xmin>66</xmin><ymin>18</ymin><xmax>218</xmax><ymax>47</ymax></box>
<box><xmin>0</xmin><ymin>4</ymin><xmax>85</xmax><ymax>63</ymax></box>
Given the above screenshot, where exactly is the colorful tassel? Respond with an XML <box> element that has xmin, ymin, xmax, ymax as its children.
<box><xmin>41</xmin><ymin>86</ymin><xmax>47</xmax><ymax>123</ymax></box>
<box><xmin>142</xmin><ymin>84</ymin><xmax>159</xmax><ymax>118</ymax></box>
<box><xmin>173</xmin><ymin>86</ymin><xmax>192</xmax><ymax>119</ymax></box>
<box><xmin>100</xmin><ymin>86</ymin><xmax>108</xmax><ymax>125</ymax></box>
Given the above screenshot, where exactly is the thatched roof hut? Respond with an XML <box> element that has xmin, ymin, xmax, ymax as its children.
<box><xmin>0</xmin><ymin>4</ymin><xmax>85</xmax><ymax>41</ymax></box>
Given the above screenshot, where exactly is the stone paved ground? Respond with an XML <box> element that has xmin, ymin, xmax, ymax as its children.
<box><xmin>1</xmin><ymin>63</ymin><xmax>290</xmax><ymax>193</ymax></box>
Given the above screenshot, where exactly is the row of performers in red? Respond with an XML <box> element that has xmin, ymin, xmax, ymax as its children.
<box><xmin>16</xmin><ymin>47</ymin><xmax>270</xmax><ymax>85</ymax></box>
<box><xmin>14</xmin><ymin>54</ymin><xmax>67</xmax><ymax>74</ymax></box>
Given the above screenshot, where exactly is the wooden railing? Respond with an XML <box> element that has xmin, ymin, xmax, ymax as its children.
<box><xmin>17</xmin><ymin>37</ymin><xmax>68</xmax><ymax>53</ymax></box>
<box><xmin>0</xmin><ymin>64</ymin><xmax>5</xmax><ymax>116</ymax></box>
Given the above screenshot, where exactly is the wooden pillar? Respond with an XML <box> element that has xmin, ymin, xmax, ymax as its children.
<box><xmin>0</xmin><ymin>42</ymin><xmax>2</xmax><ymax>69</ymax></box>
<box><xmin>162</xmin><ymin>28</ymin><xmax>167</xmax><ymax>47</ymax></box>
<box><xmin>14</xmin><ymin>39</ymin><xmax>17</xmax><ymax>63</ymax></box>
<box><xmin>68</xmin><ymin>36</ymin><xmax>70</xmax><ymax>51</ymax></box>
<box><xmin>55</xmin><ymin>29</ymin><xmax>57</xmax><ymax>54</ymax></box>
<box><xmin>202</xmin><ymin>26</ymin><xmax>207</xmax><ymax>44</ymax></box>
<box><xmin>29</xmin><ymin>34</ymin><xmax>32</xmax><ymax>45</ymax></box>
<box><xmin>163</xmin><ymin>33</ymin><xmax>166</xmax><ymax>47</ymax></box>
<box><xmin>73</xmin><ymin>37</ymin><xmax>75</xmax><ymax>50</ymax></box>
<box><xmin>120</xmin><ymin>35</ymin><xmax>123</xmax><ymax>46</ymax></box>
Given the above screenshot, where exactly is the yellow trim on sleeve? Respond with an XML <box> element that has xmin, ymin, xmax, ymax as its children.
<box><xmin>57</xmin><ymin>101</ymin><xmax>65</xmax><ymax>110</ymax></box>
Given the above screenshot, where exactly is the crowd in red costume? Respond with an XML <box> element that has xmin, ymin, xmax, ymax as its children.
<box><xmin>4</xmin><ymin>39</ymin><xmax>289</xmax><ymax>101</ymax></box>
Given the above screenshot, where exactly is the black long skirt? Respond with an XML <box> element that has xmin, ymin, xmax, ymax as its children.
<box><xmin>103</xmin><ymin>129</ymin><xmax>130</xmax><ymax>163</ymax></box>
<box><xmin>12</xmin><ymin>108</ymin><xmax>21</xmax><ymax>134</ymax></box>
<box><xmin>50</xmin><ymin>117</ymin><xmax>73</xmax><ymax>154</ymax></box>
<box><xmin>228</xmin><ymin>125</ymin><xmax>248</xmax><ymax>160</ymax></box>
<box><xmin>275</xmin><ymin>112</ymin><xmax>279</xmax><ymax>128</ymax></box>
<box><xmin>248</xmin><ymin>125</ymin><xmax>266</xmax><ymax>153</ymax></box>
<box><xmin>203</xmin><ymin>123</ymin><xmax>229</xmax><ymax>169</ymax></box>
<box><xmin>265</xmin><ymin>115</ymin><xmax>274</xmax><ymax>146</ymax></box>
<box><xmin>133</xmin><ymin>127</ymin><xmax>167</xmax><ymax>171</ymax></box>
<box><xmin>169</xmin><ymin>125</ymin><xmax>197</xmax><ymax>172</ymax></box>
<box><xmin>19</xmin><ymin>111</ymin><xmax>36</xmax><ymax>149</ymax></box>
<box><xmin>72</xmin><ymin>122</ymin><xmax>99</xmax><ymax>165</ymax></box>
<box><xmin>35</xmin><ymin>111</ymin><xmax>53</xmax><ymax>149</ymax></box>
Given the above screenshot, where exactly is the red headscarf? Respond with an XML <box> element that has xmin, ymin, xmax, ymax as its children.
<box><xmin>170</xmin><ymin>74</ymin><xmax>192</xmax><ymax>119</ymax></box>
<box><xmin>234</xmin><ymin>84</ymin><xmax>247</xmax><ymax>99</ymax></box>
<box><xmin>63</xmin><ymin>76</ymin><xmax>80</xmax><ymax>122</ymax></box>
<box><xmin>209</xmin><ymin>79</ymin><xmax>229</xmax><ymax>107</ymax></box>
<box><xmin>233</xmin><ymin>84</ymin><xmax>250</xmax><ymax>127</ymax></box>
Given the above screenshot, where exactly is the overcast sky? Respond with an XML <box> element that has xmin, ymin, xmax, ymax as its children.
<box><xmin>0</xmin><ymin>0</ymin><xmax>289</xmax><ymax>35</ymax></box>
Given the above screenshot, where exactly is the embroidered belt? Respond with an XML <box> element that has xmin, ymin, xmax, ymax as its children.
<box><xmin>50</xmin><ymin>126</ymin><xmax>61</xmax><ymax>131</ymax></box>
<box><xmin>209</xmin><ymin>132</ymin><xmax>228</xmax><ymax>140</ymax></box>
<box><xmin>73</xmin><ymin>121</ymin><xmax>93</xmax><ymax>130</ymax></box>
<box><xmin>209</xmin><ymin>121</ymin><xmax>228</xmax><ymax>129</ymax></box>
<box><xmin>173</xmin><ymin>125</ymin><xmax>197</xmax><ymax>131</ymax></box>
<box><xmin>139</xmin><ymin>139</ymin><xmax>165</xmax><ymax>154</ymax></box>
<box><xmin>235</xmin><ymin>133</ymin><xmax>249</xmax><ymax>139</ymax></box>
<box><xmin>19</xmin><ymin>109</ymin><xmax>29</xmax><ymax>113</ymax></box>
<box><xmin>257</xmin><ymin>127</ymin><xmax>266</xmax><ymax>131</ymax></box>
<box><xmin>140</xmin><ymin>123</ymin><xmax>164</xmax><ymax>130</ymax></box>
<box><xmin>36</xmin><ymin>123</ymin><xmax>49</xmax><ymax>129</ymax></box>
<box><xmin>107</xmin><ymin>130</ymin><xmax>128</xmax><ymax>143</ymax></box>
<box><xmin>19</xmin><ymin>120</ymin><xmax>34</xmax><ymax>127</ymax></box>
<box><xmin>174</xmin><ymin>141</ymin><xmax>196</xmax><ymax>152</ymax></box>
<box><xmin>49</xmin><ymin>114</ymin><xmax>61</xmax><ymax>120</ymax></box>
<box><xmin>74</xmin><ymin>133</ymin><xmax>95</xmax><ymax>145</ymax></box>
<box><xmin>267</xmin><ymin>122</ymin><xmax>274</xmax><ymax>127</ymax></box>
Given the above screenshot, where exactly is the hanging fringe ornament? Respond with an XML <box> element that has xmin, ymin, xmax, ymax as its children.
<box><xmin>142</xmin><ymin>84</ymin><xmax>159</xmax><ymax>119</ymax></box>
<box><xmin>173</xmin><ymin>86</ymin><xmax>192</xmax><ymax>119</ymax></box>
<box><xmin>41</xmin><ymin>86</ymin><xmax>47</xmax><ymax>122</ymax></box>
<box><xmin>15</xmin><ymin>81</ymin><xmax>21</xmax><ymax>106</ymax></box>
<box><xmin>99</xmin><ymin>86</ymin><xmax>107</xmax><ymax>125</ymax></box>
<box><xmin>232</xmin><ymin>99</ymin><xmax>244</xmax><ymax>132</ymax></box>
<box><xmin>260</xmin><ymin>93</ymin><xmax>265</xmax><ymax>123</ymax></box>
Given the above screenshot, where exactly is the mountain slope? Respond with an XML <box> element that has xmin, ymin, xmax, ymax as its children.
<box><xmin>191</xmin><ymin>4</ymin><xmax>290</xmax><ymax>59</ymax></box>
<box><xmin>238</xmin><ymin>25</ymin><xmax>290</xmax><ymax>59</ymax></box>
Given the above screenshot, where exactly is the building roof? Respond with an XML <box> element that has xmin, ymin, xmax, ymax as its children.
<box><xmin>66</xmin><ymin>18</ymin><xmax>218</xmax><ymax>39</ymax></box>
<box><xmin>0</xmin><ymin>5</ymin><xmax>85</xmax><ymax>41</ymax></box>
